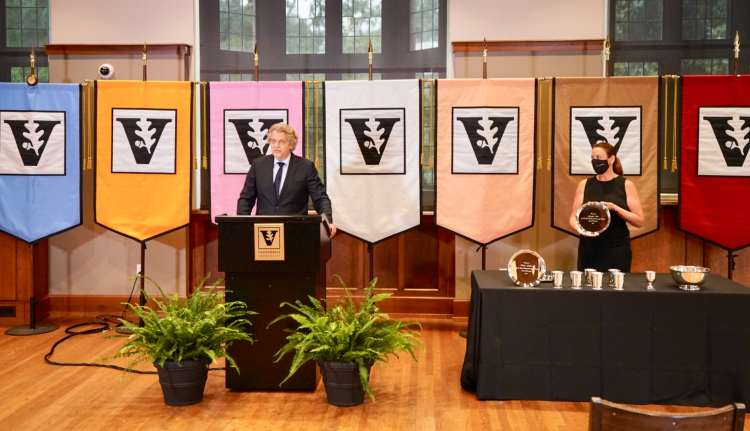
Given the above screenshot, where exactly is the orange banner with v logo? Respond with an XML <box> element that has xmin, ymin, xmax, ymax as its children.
<box><xmin>95</xmin><ymin>81</ymin><xmax>193</xmax><ymax>242</ymax></box>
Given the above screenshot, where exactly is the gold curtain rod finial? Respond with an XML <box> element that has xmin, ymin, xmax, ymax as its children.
<box><xmin>26</xmin><ymin>45</ymin><xmax>37</xmax><ymax>86</ymax></box>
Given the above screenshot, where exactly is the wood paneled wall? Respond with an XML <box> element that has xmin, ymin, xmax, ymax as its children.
<box><xmin>189</xmin><ymin>212</ymin><xmax>457</xmax><ymax>314</ymax></box>
<box><xmin>0</xmin><ymin>233</ymin><xmax>50</xmax><ymax>325</ymax></box>
<box><xmin>145</xmin><ymin>206</ymin><xmax>750</xmax><ymax>318</ymax></box>
<box><xmin>631</xmin><ymin>206</ymin><xmax>750</xmax><ymax>286</ymax></box>
<box><xmin>325</xmin><ymin>215</ymin><xmax>455</xmax><ymax>296</ymax></box>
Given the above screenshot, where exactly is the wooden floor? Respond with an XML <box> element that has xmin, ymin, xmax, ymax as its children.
<box><xmin>1</xmin><ymin>317</ymin><xmax>748</xmax><ymax>431</ymax></box>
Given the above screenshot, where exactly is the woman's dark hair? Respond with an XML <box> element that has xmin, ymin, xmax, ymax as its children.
<box><xmin>593</xmin><ymin>141</ymin><xmax>623</xmax><ymax>176</ymax></box>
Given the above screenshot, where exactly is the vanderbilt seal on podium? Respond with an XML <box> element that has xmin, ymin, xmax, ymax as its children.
<box><xmin>254</xmin><ymin>223</ymin><xmax>285</xmax><ymax>261</ymax></box>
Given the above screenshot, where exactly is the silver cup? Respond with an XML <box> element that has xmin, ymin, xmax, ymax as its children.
<box><xmin>613</xmin><ymin>272</ymin><xmax>625</xmax><ymax>290</ymax></box>
<box><xmin>591</xmin><ymin>271</ymin><xmax>603</xmax><ymax>290</ymax></box>
<box><xmin>570</xmin><ymin>271</ymin><xmax>582</xmax><ymax>290</ymax></box>
<box><xmin>608</xmin><ymin>269</ymin><xmax>620</xmax><ymax>287</ymax></box>
<box><xmin>645</xmin><ymin>271</ymin><xmax>656</xmax><ymax>291</ymax></box>
<box><xmin>584</xmin><ymin>268</ymin><xmax>596</xmax><ymax>288</ymax></box>
<box><xmin>552</xmin><ymin>271</ymin><xmax>564</xmax><ymax>289</ymax></box>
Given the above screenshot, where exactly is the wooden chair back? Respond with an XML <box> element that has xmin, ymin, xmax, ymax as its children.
<box><xmin>589</xmin><ymin>397</ymin><xmax>746</xmax><ymax>431</ymax></box>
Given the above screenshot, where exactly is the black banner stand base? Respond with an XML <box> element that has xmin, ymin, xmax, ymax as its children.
<box><xmin>5</xmin><ymin>296</ymin><xmax>59</xmax><ymax>336</ymax></box>
<box><xmin>5</xmin><ymin>323</ymin><xmax>59</xmax><ymax>336</ymax></box>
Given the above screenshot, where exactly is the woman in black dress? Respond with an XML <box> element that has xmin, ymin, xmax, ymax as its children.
<box><xmin>569</xmin><ymin>142</ymin><xmax>644</xmax><ymax>272</ymax></box>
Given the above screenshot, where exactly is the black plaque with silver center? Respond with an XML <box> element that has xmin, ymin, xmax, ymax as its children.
<box><xmin>576</xmin><ymin>201</ymin><xmax>611</xmax><ymax>236</ymax></box>
<box><xmin>507</xmin><ymin>249</ymin><xmax>546</xmax><ymax>287</ymax></box>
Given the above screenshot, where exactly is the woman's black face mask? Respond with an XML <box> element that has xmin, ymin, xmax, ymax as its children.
<box><xmin>591</xmin><ymin>159</ymin><xmax>609</xmax><ymax>174</ymax></box>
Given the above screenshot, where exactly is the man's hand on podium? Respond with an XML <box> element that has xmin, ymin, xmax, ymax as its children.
<box><xmin>329</xmin><ymin>223</ymin><xmax>337</xmax><ymax>238</ymax></box>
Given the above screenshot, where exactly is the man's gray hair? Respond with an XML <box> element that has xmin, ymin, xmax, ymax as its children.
<box><xmin>268</xmin><ymin>123</ymin><xmax>298</xmax><ymax>150</ymax></box>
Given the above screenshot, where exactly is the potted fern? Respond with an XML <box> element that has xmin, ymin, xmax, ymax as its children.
<box><xmin>269</xmin><ymin>277</ymin><xmax>422</xmax><ymax>406</ymax></box>
<box><xmin>107</xmin><ymin>276</ymin><xmax>256</xmax><ymax>406</ymax></box>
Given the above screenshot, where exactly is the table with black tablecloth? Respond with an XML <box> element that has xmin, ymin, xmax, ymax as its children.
<box><xmin>460</xmin><ymin>271</ymin><xmax>750</xmax><ymax>407</ymax></box>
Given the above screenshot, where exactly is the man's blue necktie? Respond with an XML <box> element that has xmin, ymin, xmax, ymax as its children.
<box><xmin>274</xmin><ymin>161</ymin><xmax>285</xmax><ymax>200</ymax></box>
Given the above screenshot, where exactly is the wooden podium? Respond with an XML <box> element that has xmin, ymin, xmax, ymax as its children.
<box><xmin>217</xmin><ymin>215</ymin><xmax>331</xmax><ymax>390</ymax></box>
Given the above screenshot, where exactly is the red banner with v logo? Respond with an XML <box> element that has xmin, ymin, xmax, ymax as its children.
<box><xmin>680</xmin><ymin>76</ymin><xmax>750</xmax><ymax>251</ymax></box>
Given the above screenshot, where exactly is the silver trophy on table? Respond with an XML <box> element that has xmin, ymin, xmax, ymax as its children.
<box><xmin>507</xmin><ymin>250</ymin><xmax>546</xmax><ymax>287</ymax></box>
<box><xmin>669</xmin><ymin>266</ymin><xmax>710</xmax><ymax>291</ymax></box>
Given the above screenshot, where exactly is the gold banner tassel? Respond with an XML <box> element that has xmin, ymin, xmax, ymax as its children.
<box><xmin>202</xmin><ymin>82</ymin><xmax>208</xmax><ymax>169</ymax></box>
<box><xmin>547</xmin><ymin>77</ymin><xmax>553</xmax><ymax>170</ymax></box>
<box><xmin>671</xmin><ymin>77</ymin><xmax>679</xmax><ymax>172</ymax></box>
<box><xmin>314</xmin><ymin>82</ymin><xmax>320</xmax><ymax>169</ymax></box>
<box><xmin>662</xmin><ymin>76</ymin><xmax>669</xmax><ymax>170</ymax></box>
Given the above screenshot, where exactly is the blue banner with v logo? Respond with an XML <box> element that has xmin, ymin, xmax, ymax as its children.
<box><xmin>0</xmin><ymin>83</ymin><xmax>81</xmax><ymax>243</ymax></box>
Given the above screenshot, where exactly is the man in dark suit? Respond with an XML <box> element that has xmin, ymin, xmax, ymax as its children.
<box><xmin>237</xmin><ymin>123</ymin><xmax>337</xmax><ymax>237</ymax></box>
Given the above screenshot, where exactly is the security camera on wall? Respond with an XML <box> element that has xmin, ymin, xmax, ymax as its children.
<box><xmin>98</xmin><ymin>64</ymin><xmax>114</xmax><ymax>79</ymax></box>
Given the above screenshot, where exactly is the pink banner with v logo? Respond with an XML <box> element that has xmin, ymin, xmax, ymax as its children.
<box><xmin>208</xmin><ymin>81</ymin><xmax>304</xmax><ymax>224</ymax></box>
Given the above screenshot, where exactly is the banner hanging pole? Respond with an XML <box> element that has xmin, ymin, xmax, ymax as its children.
<box><xmin>368</xmin><ymin>40</ymin><xmax>373</xmax><ymax>81</ymax></box>
<box><xmin>734</xmin><ymin>32</ymin><xmax>740</xmax><ymax>76</ymax></box>
<box><xmin>367</xmin><ymin>39</ymin><xmax>374</xmax><ymax>282</ymax></box>
<box><xmin>369</xmin><ymin>245</ymin><xmax>375</xmax><ymax>282</ymax></box>
<box><xmin>482</xmin><ymin>38</ymin><xmax>487</xmax><ymax>79</ymax></box>
<box><xmin>142</xmin><ymin>42</ymin><xmax>147</xmax><ymax>82</ymax></box>
<box><xmin>139</xmin><ymin>54</ymin><xmax>148</xmax><ymax>327</ymax></box>
<box><xmin>4</xmin><ymin>245</ymin><xmax>59</xmax><ymax>336</ymax></box>
<box><xmin>139</xmin><ymin>243</ymin><xmax>146</xmax><ymax>327</ymax></box>
<box><xmin>26</xmin><ymin>45</ymin><xmax>37</xmax><ymax>86</ymax></box>
<box><xmin>604</xmin><ymin>36</ymin><xmax>610</xmax><ymax>78</ymax></box>
<box><xmin>254</xmin><ymin>43</ymin><xmax>259</xmax><ymax>82</ymax></box>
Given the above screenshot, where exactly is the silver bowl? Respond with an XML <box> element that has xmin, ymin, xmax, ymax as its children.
<box><xmin>669</xmin><ymin>266</ymin><xmax>710</xmax><ymax>291</ymax></box>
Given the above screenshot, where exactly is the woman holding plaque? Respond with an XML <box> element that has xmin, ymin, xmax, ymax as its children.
<box><xmin>569</xmin><ymin>142</ymin><xmax>644</xmax><ymax>272</ymax></box>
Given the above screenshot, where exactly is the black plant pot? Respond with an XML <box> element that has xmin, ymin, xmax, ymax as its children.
<box><xmin>153</xmin><ymin>358</ymin><xmax>209</xmax><ymax>406</ymax></box>
<box><xmin>318</xmin><ymin>360</ymin><xmax>372</xmax><ymax>407</ymax></box>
